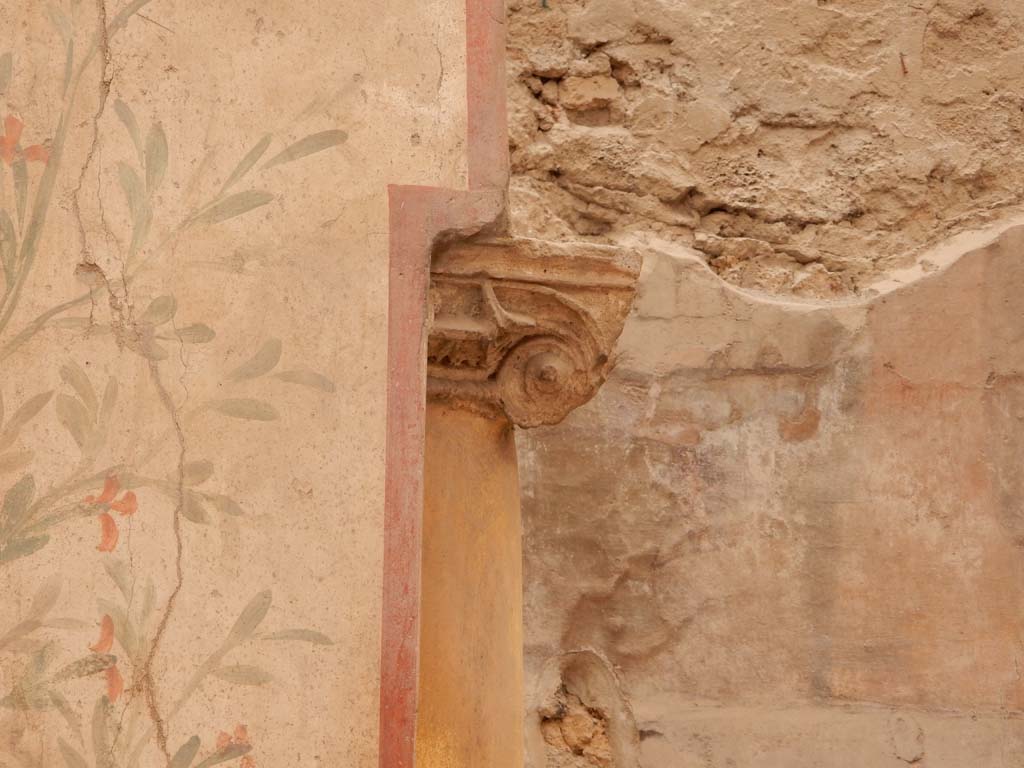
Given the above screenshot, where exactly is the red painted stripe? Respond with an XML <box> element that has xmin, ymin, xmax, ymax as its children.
<box><xmin>380</xmin><ymin>2</ymin><xmax>509</xmax><ymax>766</ymax></box>
<box><xmin>466</xmin><ymin>0</ymin><xmax>509</xmax><ymax>191</ymax></box>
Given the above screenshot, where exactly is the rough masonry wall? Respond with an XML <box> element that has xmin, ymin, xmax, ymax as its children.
<box><xmin>507</xmin><ymin>0</ymin><xmax>1024</xmax><ymax>296</ymax></box>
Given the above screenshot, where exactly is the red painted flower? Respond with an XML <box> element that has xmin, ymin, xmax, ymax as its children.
<box><xmin>89</xmin><ymin>614</ymin><xmax>115</xmax><ymax>653</ymax></box>
<box><xmin>105</xmin><ymin>665</ymin><xmax>124</xmax><ymax>702</ymax></box>
<box><xmin>0</xmin><ymin>116</ymin><xmax>49</xmax><ymax>166</ymax></box>
<box><xmin>84</xmin><ymin>476</ymin><xmax>139</xmax><ymax>553</ymax></box>
<box><xmin>214</xmin><ymin>724</ymin><xmax>253</xmax><ymax>763</ymax></box>
<box><xmin>85</xmin><ymin>475</ymin><xmax>121</xmax><ymax>505</ymax></box>
<box><xmin>110</xmin><ymin>491</ymin><xmax>138</xmax><ymax>515</ymax></box>
<box><xmin>87</xmin><ymin>613</ymin><xmax>123</xmax><ymax>702</ymax></box>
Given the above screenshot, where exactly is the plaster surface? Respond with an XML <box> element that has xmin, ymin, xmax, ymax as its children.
<box><xmin>0</xmin><ymin>2</ymin><xmax>468</xmax><ymax>766</ymax></box>
<box><xmin>519</xmin><ymin>222</ymin><xmax>1024</xmax><ymax>767</ymax></box>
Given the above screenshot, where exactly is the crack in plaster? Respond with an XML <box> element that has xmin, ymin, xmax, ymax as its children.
<box><xmin>70</xmin><ymin>0</ymin><xmax>126</xmax><ymax>335</ymax></box>
<box><xmin>135</xmin><ymin>358</ymin><xmax>187</xmax><ymax>766</ymax></box>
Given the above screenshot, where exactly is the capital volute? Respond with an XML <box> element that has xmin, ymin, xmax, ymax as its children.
<box><xmin>426</xmin><ymin>237</ymin><xmax>641</xmax><ymax>428</ymax></box>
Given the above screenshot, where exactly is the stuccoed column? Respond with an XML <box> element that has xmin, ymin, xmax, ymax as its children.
<box><xmin>415</xmin><ymin>237</ymin><xmax>639</xmax><ymax>767</ymax></box>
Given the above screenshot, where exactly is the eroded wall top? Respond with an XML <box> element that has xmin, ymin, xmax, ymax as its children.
<box><xmin>507</xmin><ymin>0</ymin><xmax>1024</xmax><ymax>297</ymax></box>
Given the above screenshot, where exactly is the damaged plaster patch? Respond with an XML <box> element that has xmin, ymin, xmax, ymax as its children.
<box><xmin>541</xmin><ymin>689</ymin><xmax>615</xmax><ymax>767</ymax></box>
<box><xmin>888</xmin><ymin>712</ymin><xmax>925</xmax><ymax>765</ymax></box>
<box><xmin>529</xmin><ymin>650</ymin><xmax>640</xmax><ymax>768</ymax></box>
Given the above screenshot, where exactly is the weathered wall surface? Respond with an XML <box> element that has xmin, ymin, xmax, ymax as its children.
<box><xmin>507</xmin><ymin>0</ymin><xmax>1024</xmax><ymax>297</ymax></box>
<box><xmin>513</xmin><ymin>1</ymin><xmax>1024</xmax><ymax>764</ymax></box>
<box><xmin>0</xmin><ymin>2</ymin><xmax>466</xmax><ymax>766</ymax></box>
<box><xmin>518</xmin><ymin>221</ymin><xmax>1024</xmax><ymax>767</ymax></box>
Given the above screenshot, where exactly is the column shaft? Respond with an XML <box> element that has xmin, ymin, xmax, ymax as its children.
<box><xmin>416</xmin><ymin>402</ymin><xmax>525</xmax><ymax>768</ymax></box>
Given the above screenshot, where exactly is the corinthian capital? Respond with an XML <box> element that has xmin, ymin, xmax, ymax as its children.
<box><xmin>427</xmin><ymin>237</ymin><xmax>641</xmax><ymax>428</ymax></box>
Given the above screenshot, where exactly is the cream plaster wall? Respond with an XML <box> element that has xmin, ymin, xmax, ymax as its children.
<box><xmin>0</xmin><ymin>2</ymin><xmax>467</xmax><ymax>766</ymax></box>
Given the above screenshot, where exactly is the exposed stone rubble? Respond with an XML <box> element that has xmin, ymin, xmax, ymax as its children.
<box><xmin>540</xmin><ymin>691</ymin><xmax>614</xmax><ymax>767</ymax></box>
<box><xmin>507</xmin><ymin>0</ymin><xmax>1024</xmax><ymax>297</ymax></box>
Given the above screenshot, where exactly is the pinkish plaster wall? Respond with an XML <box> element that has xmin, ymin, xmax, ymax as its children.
<box><xmin>519</xmin><ymin>221</ymin><xmax>1024</xmax><ymax>767</ymax></box>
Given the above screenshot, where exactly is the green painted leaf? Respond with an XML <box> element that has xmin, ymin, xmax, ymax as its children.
<box><xmin>274</xmin><ymin>369</ymin><xmax>337</xmax><ymax>393</ymax></box>
<box><xmin>52</xmin><ymin>316</ymin><xmax>93</xmax><ymax>330</ymax></box>
<box><xmin>56</xmin><ymin>393</ymin><xmax>91</xmax><ymax>450</ymax></box>
<box><xmin>190</xmin><ymin>190</ymin><xmax>274</xmax><ymax>227</ymax></box>
<box><xmin>103</xmin><ymin>559</ymin><xmax>132</xmax><ymax>602</ymax></box>
<box><xmin>99</xmin><ymin>377</ymin><xmax>118</xmax><ymax>427</ymax></box>
<box><xmin>182</xmin><ymin>491</ymin><xmax>210</xmax><ymax>524</ymax></box>
<box><xmin>92</xmin><ymin>696</ymin><xmax>112</xmax><ymax>768</ymax></box>
<box><xmin>61</xmin><ymin>40</ymin><xmax>73</xmax><ymax>95</ymax></box>
<box><xmin>181</xmin><ymin>460</ymin><xmax>214</xmax><ymax>486</ymax></box>
<box><xmin>50</xmin><ymin>691</ymin><xmax>83</xmax><ymax>746</ymax></box>
<box><xmin>114</xmin><ymin>100</ymin><xmax>144</xmax><ymax>166</ymax></box>
<box><xmin>170</xmin><ymin>735</ymin><xmax>201</xmax><ymax>768</ymax></box>
<box><xmin>0</xmin><ymin>209</ymin><xmax>16</xmax><ymax>285</ymax></box>
<box><xmin>140</xmin><ymin>295</ymin><xmax>177</xmax><ymax>325</ymax></box>
<box><xmin>194</xmin><ymin>743</ymin><xmax>251</xmax><ymax>768</ymax></box>
<box><xmin>175</xmin><ymin>323</ymin><xmax>215</xmax><ymax>343</ymax></box>
<box><xmin>211</xmin><ymin>664</ymin><xmax>273</xmax><ymax>686</ymax></box>
<box><xmin>118</xmin><ymin>162</ymin><xmax>145</xmax><ymax>214</ymax></box>
<box><xmin>118</xmin><ymin>162</ymin><xmax>151</xmax><ymax>255</ymax></box>
<box><xmin>262</xmin><ymin>628</ymin><xmax>334</xmax><ymax>645</ymax></box>
<box><xmin>31</xmin><ymin>641</ymin><xmax>59</xmax><ymax>677</ymax></box>
<box><xmin>29</xmin><ymin>576</ymin><xmax>61</xmax><ymax>618</ymax></box>
<box><xmin>209</xmin><ymin>399</ymin><xmax>278</xmax><ymax>421</ymax></box>
<box><xmin>0</xmin><ymin>535</ymin><xmax>49</xmax><ymax>563</ymax></box>
<box><xmin>129</xmin><ymin>333</ymin><xmax>169</xmax><ymax>361</ymax></box>
<box><xmin>1</xmin><ymin>474</ymin><xmax>35</xmax><ymax>532</ymax></box>
<box><xmin>227</xmin><ymin>589</ymin><xmax>272</xmax><ymax>643</ymax></box>
<box><xmin>263</xmin><ymin>130</ymin><xmax>348</xmax><ymax>169</ymax></box>
<box><xmin>227</xmin><ymin>338</ymin><xmax>281</xmax><ymax>381</ymax></box>
<box><xmin>0</xmin><ymin>391</ymin><xmax>52</xmax><ymax>452</ymax></box>
<box><xmin>0</xmin><ymin>52</ymin><xmax>12</xmax><ymax>95</ymax></box>
<box><xmin>12</xmin><ymin>158</ymin><xmax>27</xmax><ymax>227</ymax></box>
<box><xmin>43</xmin><ymin>617</ymin><xmax>89</xmax><ymax>629</ymax></box>
<box><xmin>145</xmin><ymin>122</ymin><xmax>168</xmax><ymax>194</ymax></box>
<box><xmin>3</xmin><ymin>637</ymin><xmax>44</xmax><ymax>654</ymax></box>
<box><xmin>0</xmin><ymin>451</ymin><xmax>33</xmax><ymax>475</ymax></box>
<box><xmin>52</xmin><ymin>653</ymin><xmax>116</xmax><ymax>682</ymax></box>
<box><xmin>207</xmin><ymin>494</ymin><xmax>244</xmax><ymax>517</ymax></box>
<box><xmin>220</xmin><ymin>133</ymin><xmax>272</xmax><ymax>194</ymax></box>
<box><xmin>140</xmin><ymin>577</ymin><xmax>156</xmax><ymax>628</ymax></box>
<box><xmin>46</xmin><ymin>4</ymin><xmax>73</xmax><ymax>42</ymax></box>
<box><xmin>60</xmin><ymin>361</ymin><xmax>97</xmax><ymax>415</ymax></box>
<box><xmin>0</xmin><ymin>682</ymin><xmax>51</xmax><ymax>710</ymax></box>
<box><xmin>58</xmin><ymin>737</ymin><xmax>89</xmax><ymax>768</ymax></box>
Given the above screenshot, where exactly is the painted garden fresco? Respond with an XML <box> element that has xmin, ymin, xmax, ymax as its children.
<box><xmin>0</xmin><ymin>1</ymin><xmax>379</xmax><ymax>765</ymax></box>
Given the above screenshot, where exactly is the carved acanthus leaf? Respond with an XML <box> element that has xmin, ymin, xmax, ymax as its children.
<box><xmin>427</xmin><ymin>237</ymin><xmax>640</xmax><ymax>428</ymax></box>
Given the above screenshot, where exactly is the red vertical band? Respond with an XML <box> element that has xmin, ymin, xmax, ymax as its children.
<box><xmin>380</xmin><ymin>3</ymin><xmax>509</xmax><ymax>764</ymax></box>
